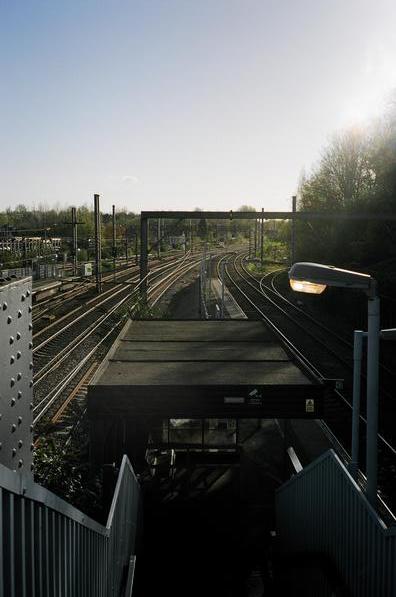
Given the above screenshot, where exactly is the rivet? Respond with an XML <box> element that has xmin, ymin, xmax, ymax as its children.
<box><xmin>10</xmin><ymin>355</ymin><xmax>15</xmax><ymax>364</ymax></box>
<box><xmin>29</xmin><ymin>362</ymin><xmax>33</xmax><ymax>370</ymax></box>
<box><xmin>30</xmin><ymin>424</ymin><xmax>33</xmax><ymax>432</ymax></box>
<box><xmin>16</xmin><ymin>351</ymin><xmax>21</xmax><ymax>359</ymax></box>
<box><xmin>11</xmin><ymin>398</ymin><xmax>16</xmax><ymax>406</ymax></box>
<box><xmin>16</xmin><ymin>332</ymin><xmax>21</xmax><ymax>340</ymax></box>
<box><xmin>18</xmin><ymin>416</ymin><xmax>22</xmax><ymax>424</ymax></box>
<box><xmin>17</xmin><ymin>372</ymin><xmax>22</xmax><ymax>381</ymax></box>
<box><xmin>17</xmin><ymin>391</ymin><xmax>22</xmax><ymax>399</ymax></box>
<box><xmin>0</xmin><ymin>443</ymin><xmax>2</xmax><ymax>450</ymax></box>
<box><xmin>29</xmin><ymin>341</ymin><xmax>33</xmax><ymax>349</ymax></box>
<box><xmin>21</xmin><ymin>294</ymin><xmax>26</xmax><ymax>302</ymax></box>
<box><xmin>28</xmin><ymin>323</ymin><xmax>33</xmax><ymax>331</ymax></box>
<box><xmin>11</xmin><ymin>424</ymin><xmax>16</xmax><ymax>432</ymax></box>
<box><xmin>7</xmin><ymin>315</ymin><xmax>12</xmax><ymax>324</ymax></box>
<box><xmin>30</xmin><ymin>402</ymin><xmax>33</xmax><ymax>409</ymax></box>
<box><xmin>3</xmin><ymin>302</ymin><xmax>7</xmax><ymax>310</ymax></box>
<box><xmin>9</xmin><ymin>336</ymin><xmax>14</xmax><ymax>344</ymax></box>
<box><xmin>17</xmin><ymin>310</ymin><xmax>22</xmax><ymax>318</ymax></box>
<box><xmin>26</xmin><ymin>289</ymin><xmax>31</xmax><ymax>297</ymax></box>
<box><xmin>18</xmin><ymin>460</ymin><xmax>23</xmax><ymax>468</ymax></box>
<box><xmin>29</xmin><ymin>380</ymin><xmax>33</xmax><ymax>387</ymax></box>
<box><xmin>12</xmin><ymin>448</ymin><xmax>16</xmax><ymax>456</ymax></box>
<box><xmin>18</xmin><ymin>440</ymin><xmax>23</xmax><ymax>448</ymax></box>
<box><xmin>10</xmin><ymin>378</ymin><xmax>15</xmax><ymax>387</ymax></box>
<box><xmin>28</xmin><ymin>306</ymin><xmax>32</xmax><ymax>313</ymax></box>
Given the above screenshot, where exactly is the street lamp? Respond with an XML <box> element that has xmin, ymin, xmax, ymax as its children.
<box><xmin>289</xmin><ymin>262</ymin><xmax>380</xmax><ymax>507</ymax></box>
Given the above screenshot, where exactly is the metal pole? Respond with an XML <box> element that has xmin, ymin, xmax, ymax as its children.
<box><xmin>248</xmin><ymin>226</ymin><xmax>252</xmax><ymax>258</ymax></box>
<box><xmin>94</xmin><ymin>194</ymin><xmax>102</xmax><ymax>293</ymax></box>
<box><xmin>157</xmin><ymin>218</ymin><xmax>161</xmax><ymax>259</ymax></box>
<box><xmin>135</xmin><ymin>231</ymin><xmax>138</xmax><ymax>265</ymax></box>
<box><xmin>366</xmin><ymin>295</ymin><xmax>380</xmax><ymax>506</ymax></box>
<box><xmin>140</xmin><ymin>217</ymin><xmax>148</xmax><ymax>302</ymax></box>
<box><xmin>220</xmin><ymin>260</ymin><xmax>225</xmax><ymax>319</ymax></box>
<box><xmin>260</xmin><ymin>208</ymin><xmax>264</xmax><ymax>265</ymax></box>
<box><xmin>189</xmin><ymin>219</ymin><xmax>192</xmax><ymax>254</ymax></box>
<box><xmin>350</xmin><ymin>330</ymin><xmax>364</xmax><ymax>480</ymax></box>
<box><xmin>112</xmin><ymin>205</ymin><xmax>116</xmax><ymax>283</ymax></box>
<box><xmin>254</xmin><ymin>219</ymin><xmax>258</xmax><ymax>256</ymax></box>
<box><xmin>71</xmin><ymin>207</ymin><xmax>78</xmax><ymax>276</ymax></box>
<box><xmin>291</xmin><ymin>195</ymin><xmax>297</xmax><ymax>265</ymax></box>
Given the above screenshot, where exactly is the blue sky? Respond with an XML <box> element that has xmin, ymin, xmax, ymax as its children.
<box><xmin>1</xmin><ymin>0</ymin><xmax>396</xmax><ymax>214</ymax></box>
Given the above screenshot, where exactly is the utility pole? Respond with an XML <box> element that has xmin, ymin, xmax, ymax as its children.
<box><xmin>189</xmin><ymin>219</ymin><xmax>193</xmax><ymax>254</ymax></box>
<box><xmin>157</xmin><ymin>218</ymin><xmax>161</xmax><ymax>259</ymax></box>
<box><xmin>260</xmin><ymin>207</ymin><xmax>265</xmax><ymax>265</ymax></box>
<box><xmin>291</xmin><ymin>195</ymin><xmax>297</xmax><ymax>265</ymax></box>
<box><xmin>112</xmin><ymin>205</ymin><xmax>116</xmax><ymax>283</ymax></box>
<box><xmin>125</xmin><ymin>229</ymin><xmax>128</xmax><ymax>265</ymax></box>
<box><xmin>94</xmin><ymin>194</ymin><xmax>102</xmax><ymax>293</ymax></box>
<box><xmin>140</xmin><ymin>216</ymin><xmax>148</xmax><ymax>302</ymax></box>
<box><xmin>220</xmin><ymin>260</ymin><xmax>225</xmax><ymax>319</ymax></box>
<box><xmin>71</xmin><ymin>207</ymin><xmax>78</xmax><ymax>276</ymax></box>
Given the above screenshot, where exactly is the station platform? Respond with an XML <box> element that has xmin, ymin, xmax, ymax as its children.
<box><xmin>88</xmin><ymin>319</ymin><xmax>325</xmax><ymax>466</ymax></box>
<box><xmin>211</xmin><ymin>278</ymin><xmax>247</xmax><ymax>318</ymax></box>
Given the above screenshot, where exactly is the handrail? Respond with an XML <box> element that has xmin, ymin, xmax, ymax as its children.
<box><xmin>0</xmin><ymin>454</ymin><xmax>140</xmax><ymax>596</ymax></box>
<box><xmin>276</xmin><ymin>449</ymin><xmax>396</xmax><ymax>597</ymax></box>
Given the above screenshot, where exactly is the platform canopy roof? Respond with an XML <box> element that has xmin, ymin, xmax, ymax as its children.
<box><xmin>88</xmin><ymin>320</ymin><xmax>324</xmax><ymax>419</ymax></box>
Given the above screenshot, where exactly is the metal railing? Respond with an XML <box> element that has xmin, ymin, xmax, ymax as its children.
<box><xmin>276</xmin><ymin>449</ymin><xmax>396</xmax><ymax>597</ymax></box>
<box><xmin>0</xmin><ymin>454</ymin><xmax>140</xmax><ymax>597</ymax></box>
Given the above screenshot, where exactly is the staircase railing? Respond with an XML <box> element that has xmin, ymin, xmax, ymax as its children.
<box><xmin>276</xmin><ymin>449</ymin><xmax>396</xmax><ymax>597</ymax></box>
<box><xmin>0</xmin><ymin>454</ymin><xmax>140</xmax><ymax>597</ymax></box>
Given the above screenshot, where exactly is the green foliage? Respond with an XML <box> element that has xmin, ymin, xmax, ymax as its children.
<box><xmin>297</xmin><ymin>113</ymin><xmax>396</xmax><ymax>268</ymax></box>
<box><xmin>34</xmin><ymin>433</ymin><xmax>102</xmax><ymax>518</ymax></box>
<box><xmin>129</xmin><ymin>296</ymin><xmax>168</xmax><ymax>320</ymax></box>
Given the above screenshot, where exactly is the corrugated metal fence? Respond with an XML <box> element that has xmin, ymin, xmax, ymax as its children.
<box><xmin>0</xmin><ymin>455</ymin><xmax>140</xmax><ymax>597</ymax></box>
<box><xmin>276</xmin><ymin>449</ymin><xmax>396</xmax><ymax>596</ymax></box>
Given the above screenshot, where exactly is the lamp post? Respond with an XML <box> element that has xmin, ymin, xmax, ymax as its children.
<box><xmin>288</xmin><ymin>262</ymin><xmax>380</xmax><ymax>507</ymax></box>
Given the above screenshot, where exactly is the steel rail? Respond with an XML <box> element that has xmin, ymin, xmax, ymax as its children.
<box><xmin>268</xmin><ymin>268</ymin><xmax>395</xmax><ymax>379</ymax></box>
<box><xmin>33</xmin><ymin>254</ymin><xmax>204</xmax><ymax>427</ymax></box>
<box><xmin>33</xmin><ymin>254</ymin><xmax>190</xmax><ymax>382</ymax></box>
<box><xmin>33</xmin><ymin>254</ymin><xmax>187</xmax><ymax>343</ymax></box>
<box><xmin>224</xmin><ymin>252</ymin><xmax>396</xmax><ymax>516</ymax></box>
<box><xmin>224</xmin><ymin>253</ymin><xmax>396</xmax><ymax>458</ymax></box>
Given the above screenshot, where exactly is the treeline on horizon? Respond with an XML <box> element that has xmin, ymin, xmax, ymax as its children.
<box><xmin>1</xmin><ymin>99</ymin><xmax>396</xmax><ymax>276</ymax></box>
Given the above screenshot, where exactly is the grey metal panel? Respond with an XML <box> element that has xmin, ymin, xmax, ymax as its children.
<box><xmin>276</xmin><ymin>449</ymin><xmax>396</xmax><ymax>596</ymax></box>
<box><xmin>0</xmin><ymin>277</ymin><xmax>33</xmax><ymax>473</ymax></box>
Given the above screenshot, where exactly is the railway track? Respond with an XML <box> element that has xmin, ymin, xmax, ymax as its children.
<box><xmin>33</xmin><ymin>256</ymin><xmax>188</xmax><ymax>380</ymax></box>
<box><xmin>32</xmin><ymin>251</ymin><xmax>184</xmax><ymax>326</ymax></box>
<box><xmin>33</xmin><ymin>252</ymin><xmax>205</xmax><ymax>440</ymax></box>
<box><xmin>221</xmin><ymin>251</ymin><xmax>396</xmax><ymax>515</ymax></box>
